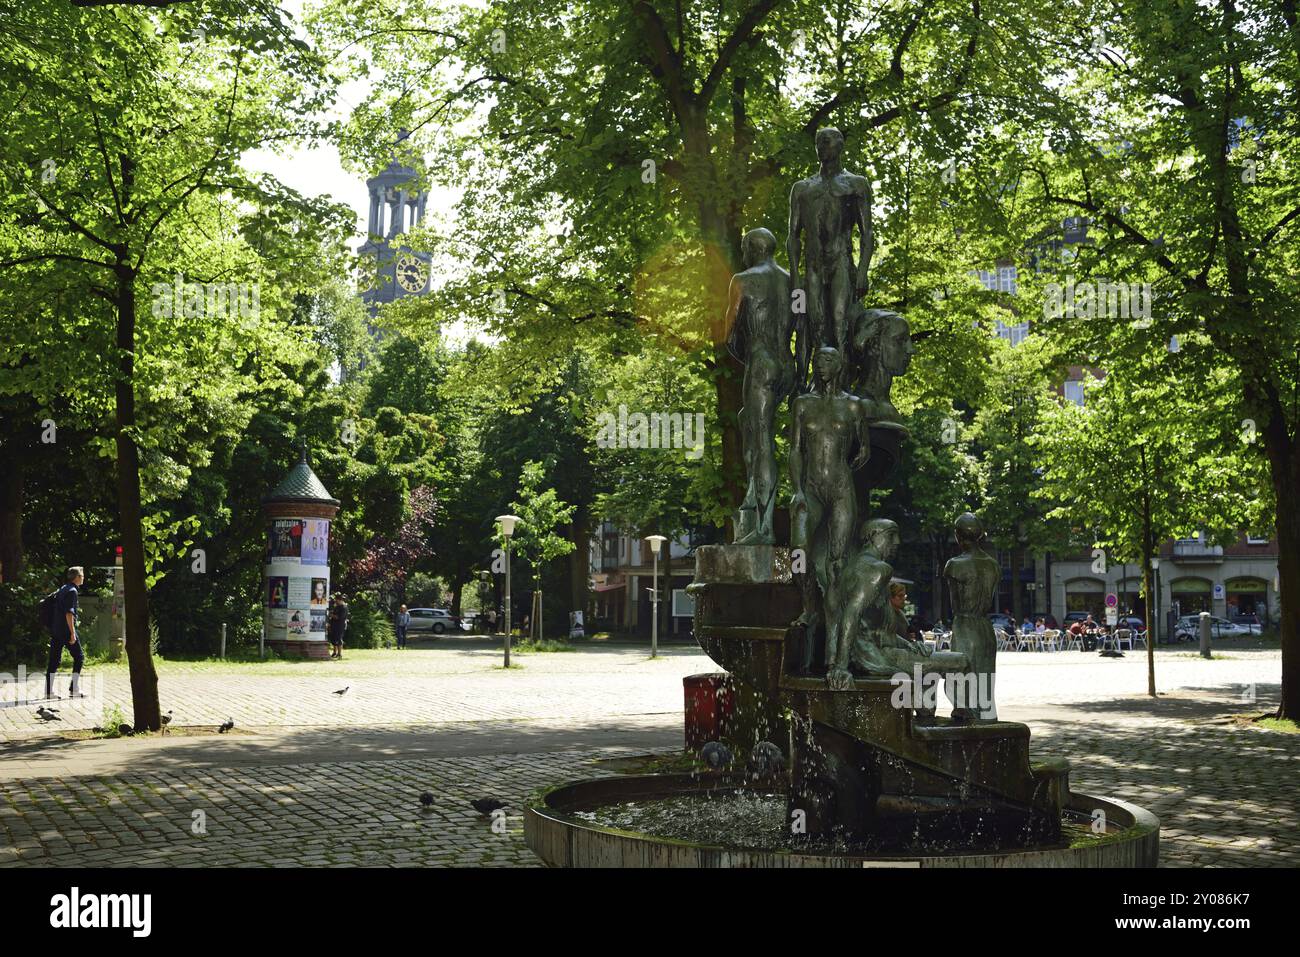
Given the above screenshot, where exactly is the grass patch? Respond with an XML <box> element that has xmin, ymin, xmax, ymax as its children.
<box><xmin>1254</xmin><ymin>716</ymin><xmax>1299</xmax><ymax>734</ymax></box>
<box><xmin>509</xmin><ymin>639</ymin><xmax>576</xmax><ymax>654</ymax></box>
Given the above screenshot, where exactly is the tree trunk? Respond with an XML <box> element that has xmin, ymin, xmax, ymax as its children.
<box><xmin>568</xmin><ymin>503</ymin><xmax>590</xmax><ymax>622</ymax></box>
<box><xmin>114</xmin><ymin>259</ymin><xmax>161</xmax><ymax>732</ymax></box>
<box><xmin>1139</xmin><ymin>447</ymin><xmax>1156</xmax><ymax>698</ymax></box>
<box><xmin>449</xmin><ymin>562</ymin><xmax>466</xmax><ymax>618</ymax></box>
<box><xmin>931</xmin><ymin>535</ymin><xmax>943</xmax><ymax>624</ymax></box>
<box><xmin>683</xmin><ymin>111</ymin><xmax>746</xmax><ymax>515</ymax></box>
<box><xmin>0</xmin><ymin>447</ymin><xmax>24</xmax><ymax>584</ymax></box>
<box><xmin>1010</xmin><ymin>544</ymin><xmax>1024</xmax><ymax>622</ymax></box>
<box><xmin>1263</xmin><ymin>417</ymin><xmax>1299</xmax><ymax>720</ymax></box>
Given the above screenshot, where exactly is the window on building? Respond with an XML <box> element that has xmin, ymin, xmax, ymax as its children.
<box><xmin>995</xmin><ymin>319</ymin><xmax>1030</xmax><ymax>347</ymax></box>
<box><xmin>998</xmin><ymin>265</ymin><xmax>1017</xmax><ymax>294</ymax></box>
<box><xmin>1063</xmin><ymin>380</ymin><xmax>1085</xmax><ymax>406</ymax></box>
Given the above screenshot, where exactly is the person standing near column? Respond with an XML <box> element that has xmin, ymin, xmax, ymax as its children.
<box><xmin>395</xmin><ymin>604</ymin><xmax>410</xmax><ymax>650</ymax></box>
<box><xmin>46</xmin><ymin>566</ymin><xmax>85</xmax><ymax>699</ymax></box>
<box><xmin>327</xmin><ymin>593</ymin><xmax>350</xmax><ymax>659</ymax></box>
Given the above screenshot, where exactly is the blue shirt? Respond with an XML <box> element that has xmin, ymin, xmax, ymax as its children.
<box><xmin>55</xmin><ymin>584</ymin><xmax>78</xmax><ymax>639</ymax></box>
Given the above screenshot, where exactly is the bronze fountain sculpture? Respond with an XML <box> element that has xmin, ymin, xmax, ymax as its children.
<box><xmin>525</xmin><ymin>129</ymin><xmax>1160</xmax><ymax>865</ymax></box>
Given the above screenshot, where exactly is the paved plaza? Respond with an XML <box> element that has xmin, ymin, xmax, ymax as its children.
<box><xmin>0</xmin><ymin>639</ymin><xmax>1294</xmax><ymax>867</ymax></box>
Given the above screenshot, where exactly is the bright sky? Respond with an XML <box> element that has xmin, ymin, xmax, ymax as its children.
<box><xmin>240</xmin><ymin>1</ymin><xmax>478</xmax><ymax>342</ymax></box>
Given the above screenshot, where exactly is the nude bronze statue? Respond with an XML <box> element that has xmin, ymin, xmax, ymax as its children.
<box><xmin>945</xmin><ymin>512</ymin><xmax>1001</xmax><ymax>720</ymax></box>
<box><xmin>788</xmin><ymin>128</ymin><xmax>874</xmax><ymax>383</ymax></box>
<box><xmin>726</xmin><ymin>227</ymin><xmax>798</xmax><ymax>545</ymax></box>
<box><xmin>790</xmin><ymin>347</ymin><xmax>870</xmax><ymax>676</ymax></box>
<box><xmin>826</xmin><ymin>519</ymin><xmax>971</xmax><ymax>702</ymax></box>
<box><xmin>849</xmin><ymin>308</ymin><xmax>915</xmax><ymax>429</ymax></box>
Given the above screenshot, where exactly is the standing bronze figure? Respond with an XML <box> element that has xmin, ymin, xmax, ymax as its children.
<box><xmin>790</xmin><ymin>347</ymin><xmax>870</xmax><ymax>676</ymax></box>
<box><xmin>726</xmin><ymin>227</ymin><xmax>798</xmax><ymax>545</ymax></box>
<box><xmin>787</xmin><ymin>127</ymin><xmax>874</xmax><ymax>382</ymax></box>
<box><xmin>944</xmin><ymin>512</ymin><xmax>1001</xmax><ymax>720</ymax></box>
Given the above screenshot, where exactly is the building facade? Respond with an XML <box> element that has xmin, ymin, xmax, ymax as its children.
<box><xmin>588</xmin><ymin>521</ymin><xmax>708</xmax><ymax>637</ymax></box>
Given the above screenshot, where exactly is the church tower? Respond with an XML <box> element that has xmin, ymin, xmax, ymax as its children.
<box><xmin>358</xmin><ymin>131</ymin><xmax>431</xmax><ymax>318</ymax></box>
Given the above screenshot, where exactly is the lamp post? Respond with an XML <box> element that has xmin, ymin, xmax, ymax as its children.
<box><xmin>497</xmin><ymin>515</ymin><xmax>521</xmax><ymax>668</ymax></box>
<box><xmin>645</xmin><ymin>535</ymin><xmax>668</xmax><ymax>659</ymax></box>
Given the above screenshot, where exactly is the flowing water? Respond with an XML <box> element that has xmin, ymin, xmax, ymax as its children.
<box><xmin>568</xmin><ymin>791</ymin><xmax>1111</xmax><ymax>856</ymax></box>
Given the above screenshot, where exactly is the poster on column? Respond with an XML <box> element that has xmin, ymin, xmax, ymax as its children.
<box><xmin>265</xmin><ymin>516</ymin><xmax>329</xmax><ymax>642</ymax></box>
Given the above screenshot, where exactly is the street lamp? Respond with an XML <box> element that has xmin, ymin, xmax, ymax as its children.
<box><xmin>645</xmin><ymin>535</ymin><xmax>668</xmax><ymax>659</ymax></box>
<box><xmin>497</xmin><ymin>514</ymin><xmax>521</xmax><ymax>668</ymax></box>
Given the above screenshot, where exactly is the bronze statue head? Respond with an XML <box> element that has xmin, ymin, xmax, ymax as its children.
<box><xmin>815</xmin><ymin>127</ymin><xmax>845</xmax><ymax>165</ymax></box>
<box><xmin>954</xmin><ymin>512</ymin><xmax>986</xmax><ymax>547</ymax></box>
<box><xmin>862</xmin><ymin>518</ymin><xmax>900</xmax><ymax>561</ymax></box>
<box><xmin>880</xmin><ymin>313</ymin><xmax>915</xmax><ymax>376</ymax></box>
<box><xmin>812</xmin><ymin>346</ymin><xmax>845</xmax><ymax>391</ymax></box>
<box><xmin>741</xmin><ymin>227</ymin><xmax>777</xmax><ymax>268</ymax></box>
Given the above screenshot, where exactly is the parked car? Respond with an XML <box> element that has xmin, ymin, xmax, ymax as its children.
<box><xmin>1231</xmin><ymin>614</ymin><xmax>1263</xmax><ymax>635</ymax></box>
<box><xmin>405</xmin><ymin>607</ymin><xmax>466</xmax><ymax>635</ymax></box>
<box><xmin>1116</xmin><ymin>615</ymin><xmax>1145</xmax><ymax>632</ymax></box>
<box><xmin>1173</xmin><ymin>615</ymin><xmax>1252</xmax><ymax>641</ymax></box>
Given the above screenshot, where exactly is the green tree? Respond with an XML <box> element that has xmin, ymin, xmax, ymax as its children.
<box><xmin>311</xmin><ymin>0</ymin><xmax>1069</xmax><ymax>516</ymax></box>
<box><xmin>972</xmin><ymin>338</ymin><xmax>1072</xmax><ymax>620</ymax></box>
<box><xmin>505</xmin><ymin>460</ymin><xmax>576</xmax><ymax>640</ymax></box>
<box><xmin>1013</xmin><ymin>0</ymin><xmax>1300</xmax><ymax>716</ymax></box>
<box><xmin>0</xmin><ymin>2</ymin><xmax>350</xmax><ymax>727</ymax></box>
<box><xmin>1033</xmin><ymin>358</ymin><xmax>1263</xmax><ymax>695</ymax></box>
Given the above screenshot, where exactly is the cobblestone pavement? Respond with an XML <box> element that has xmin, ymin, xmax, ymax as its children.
<box><xmin>0</xmin><ymin>641</ymin><xmax>1294</xmax><ymax>867</ymax></box>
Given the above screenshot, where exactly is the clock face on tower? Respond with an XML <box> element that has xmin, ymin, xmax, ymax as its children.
<box><xmin>395</xmin><ymin>254</ymin><xmax>427</xmax><ymax>294</ymax></box>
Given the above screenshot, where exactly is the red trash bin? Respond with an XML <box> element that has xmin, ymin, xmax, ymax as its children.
<box><xmin>683</xmin><ymin>673</ymin><xmax>733</xmax><ymax>749</ymax></box>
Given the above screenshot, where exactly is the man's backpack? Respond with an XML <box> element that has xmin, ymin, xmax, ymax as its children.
<box><xmin>38</xmin><ymin>587</ymin><xmax>62</xmax><ymax>635</ymax></box>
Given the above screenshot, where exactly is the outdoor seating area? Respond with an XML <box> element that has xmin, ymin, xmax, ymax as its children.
<box><xmin>989</xmin><ymin>625</ymin><xmax>1149</xmax><ymax>652</ymax></box>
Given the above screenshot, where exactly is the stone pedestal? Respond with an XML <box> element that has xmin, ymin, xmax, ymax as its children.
<box><xmin>687</xmin><ymin>544</ymin><xmax>797</xmax><ymax>757</ymax></box>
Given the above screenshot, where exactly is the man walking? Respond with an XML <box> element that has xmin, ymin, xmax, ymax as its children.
<box><xmin>46</xmin><ymin>566</ymin><xmax>85</xmax><ymax>699</ymax></box>
<box><xmin>327</xmin><ymin>593</ymin><xmax>349</xmax><ymax>659</ymax></box>
<box><xmin>395</xmin><ymin>604</ymin><xmax>411</xmax><ymax>650</ymax></box>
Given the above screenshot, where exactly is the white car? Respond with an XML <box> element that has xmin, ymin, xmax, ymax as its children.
<box><xmin>1173</xmin><ymin>616</ymin><xmax>1252</xmax><ymax>641</ymax></box>
<box><xmin>406</xmin><ymin>608</ymin><xmax>465</xmax><ymax>635</ymax></box>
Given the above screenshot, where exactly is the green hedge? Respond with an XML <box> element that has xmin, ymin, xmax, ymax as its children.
<box><xmin>342</xmin><ymin>592</ymin><xmax>394</xmax><ymax>649</ymax></box>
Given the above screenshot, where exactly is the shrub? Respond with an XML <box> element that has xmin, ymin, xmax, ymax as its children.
<box><xmin>342</xmin><ymin>592</ymin><xmax>393</xmax><ymax>649</ymax></box>
<box><xmin>0</xmin><ymin>568</ymin><xmax>59</xmax><ymax>667</ymax></box>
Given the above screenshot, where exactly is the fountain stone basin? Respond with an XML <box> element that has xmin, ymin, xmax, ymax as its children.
<box><xmin>523</xmin><ymin>542</ymin><xmax>1161</xmax><ymax>866</ymax></box>
<box><xmin>524</xmin><ymin>774</ymin><xmax>1160</xmax><ymax>867</ymax></box>
<box><xmin>686</xmin><ymin>544</ymin><xmax>1083</xmax><ymax>848</ymax></box>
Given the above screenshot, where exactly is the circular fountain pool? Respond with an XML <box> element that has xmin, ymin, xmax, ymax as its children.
<box><xmin>525</xmin><ymin>773</ymin><xmax>1159</xmax><ymax>868</ymax></box>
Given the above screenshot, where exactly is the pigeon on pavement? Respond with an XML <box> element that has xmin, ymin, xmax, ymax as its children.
<box><xmin>470</xmin><ymin>798</ymin><xmax>506</xmax><ymax>816</ymax></box>
<box><xmin>333</xmin><ymin>686</ymin><xmax>350</xmax><ymax>696</ymax></box>
<box><xmin>419</xmin><ymin>792</ymin><xmax>434</xmax><ymax>808</ymax></box>
<box><xmin>218</xmin><ymin>718</ymin><xmax>234</xmax><ymax>733</ymax></box>
<box><xmin>35</xmin><ymin>707</ymin><xmax>61</xmax><ymax>721</ymax></box>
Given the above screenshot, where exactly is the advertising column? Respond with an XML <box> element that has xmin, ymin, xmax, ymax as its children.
<box><xmin>261</xmin><ymin>446</ymin><xmax>341</xmax><ymax>658</ymax></box>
